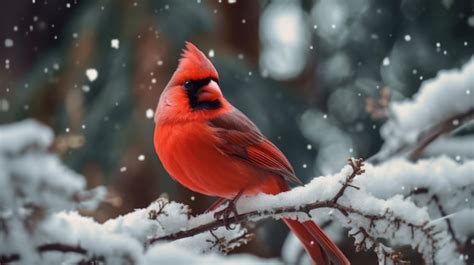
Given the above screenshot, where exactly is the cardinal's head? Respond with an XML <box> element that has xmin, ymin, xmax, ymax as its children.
<box><xmin>155</xmin><ymin>42</ymin><xmax>229</xmax><ymax>124</ymax></box>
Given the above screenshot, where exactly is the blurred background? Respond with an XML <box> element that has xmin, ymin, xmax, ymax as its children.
<box><xmin>0</xmin><ymin>0</ymin><xmax>473</xmax><ymax>262</ymax></box>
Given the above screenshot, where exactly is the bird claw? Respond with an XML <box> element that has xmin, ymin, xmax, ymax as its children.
<box><xmin>214</xmin><ymin>201</ymin><xmax>239</xmax><ymax>230</ymax></box>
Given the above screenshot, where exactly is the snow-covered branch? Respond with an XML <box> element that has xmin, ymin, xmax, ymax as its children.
<box><xmin>149</xmin><ymin>158</ymin><xmax>465</xmax><ymax>264</ymax></box>
<box><xmin>0</xmin><ymin>120</ymin><xmax>269</xmax><ymax>265</ymax></box>
<box><xmin>2</xmin><ymin>57</ymin><xmax>474</xmax><ymax>264</ymax></box>
<box><xmin>372</xmin><ymin>58</ymin><xmax>474</xmax><ymax>162</ymax></box>
<box><xmin>1</xmin><ymin>122</ymin><xmax>467</xmax><ymax>265</ymax></box>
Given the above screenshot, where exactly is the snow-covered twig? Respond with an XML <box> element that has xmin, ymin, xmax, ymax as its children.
<box><xmin>371</xmin><ymin>58</ymin><xmax>474</xmax><ymax>163</ymax></box>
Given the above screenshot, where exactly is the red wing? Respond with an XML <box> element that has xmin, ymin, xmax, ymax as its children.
<box><xmin>209</xmin><ymin>109</ymin><xmax>303</xmax><ymax>185</ymax></box>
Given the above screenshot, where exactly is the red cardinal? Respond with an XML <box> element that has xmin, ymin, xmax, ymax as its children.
<box><xmin>154</xmin><ymin>42</ymin><xmax>350</xmax><ymax>265</ymax></box>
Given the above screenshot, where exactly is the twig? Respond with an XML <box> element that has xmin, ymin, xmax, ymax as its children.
<box><xmin>332</xmin><ymin>158</ymin><xmax>364</xmax><ymax>204</ymax></box>
<box><xmin>429</xmin><ymin>195</ymin><xmax>461</xmax><ymax>249</ymax></box>
<box><xmin>355</xmin><ymin>228</ymin><xmax>410</xmax><ymax>265</ymax></box>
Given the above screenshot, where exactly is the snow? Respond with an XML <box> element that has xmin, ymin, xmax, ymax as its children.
<box><xmin>208</xmin><ymin>49</ymin><xmax>215</xmax><ymax>58</ymax></box>
<box><xmin>85</xmin><ymin>68</ymin><xmax>98</xmax><ymax>82</ymax></box>
<box><xmin>424</xmin><ymin>135</ymin><xmax>474</xmax><ymax>158</ymax></box>
<box><xmin>356</xmin><ymin>157</ymin><xmax>474</xmax><ymax>245</ymax></box>
<box><xmin>0</xmin><ymin>119</ymin><xmax>472</xmax><ymax>264</ymax></box>
<box><xmin>378</xmin><ymin>58</ymin><xmax>474</xmax><ymax>158</ymax></box>
<box><xmin>280</xmin><ymin>158</ymin><xmax>468</xmax><ymax>264</ymax></box>
<box><xmin>468</xmin><ymin>16</ymin><xmax>474</xmax><ymax>27</ymax></box>
<box><xmin>111</xmin><ymin>39</ymin><xmax>120</xmax><ymax>49</ymax></box>
<box><xmin>0</xmin><ymin>120</ymin><xmax>273</xmax><ymax>264</ymax></box>
<box><xmin>81</xmin><ymin>85</ymin><xmax>90</xmax><ymax>92</ymax></box>
<box><xmin>0</xmin><ymin>119</ymin><xmax>53</xmax><ymax>154</ymax></box>
<box><xmin>146</xmin><ymin>244</ymin><xmax>280</xmax><ymax>265</ymax></box>
<box><xmin>0</xmin><ymin>98</ymin><xmax>9</xmax><ymax>112</ymax></box>
<box><xmin>4</xmin><ymin>38</ymin><xmax>14</xmax><ymax>47</ymax></box>
<box><xmin>0</xmin><ymin>120</ymin><xmax>89</xmax><ymax>264</ymax></box>
<box><xmin>146</xmin><ymin>108</ymin><xmax>154</xmax><ymax>119</ymax></box>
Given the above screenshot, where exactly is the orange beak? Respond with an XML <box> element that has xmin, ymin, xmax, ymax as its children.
<box><xmin>197</xmin><ymin>80</ymin><xmax>222</xmax><ymax>102</ymax></box>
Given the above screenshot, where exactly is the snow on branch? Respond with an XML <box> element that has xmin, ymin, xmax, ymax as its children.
<box><xmin>0</xmin><ymin>120</ymin><xmax>269</xmax><ymax>265</ymax></box>
<box><xmin>356</xmin><ymin>158</ymin><xmax>474</xmax><ymax>251</ymax></box>
<box><xmin>151</xmin><ymin>158</ymin><xmax>464</xmax><ymax>265</ymax></box>
<box><xmin>0</xmin><ymin>120</ymin><xmax>471</xmax><ymax>265</ymax></box>
<box><xmin>373</xmin><ymin>58</ymin><xmax>474</xmax><ymax>162</ymax></box>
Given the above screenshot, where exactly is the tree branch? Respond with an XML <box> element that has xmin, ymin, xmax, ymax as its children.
<box><xmin>0</xmin><ymin>244</ymin><xmax>92</xmax><ymax>264</ymax></box>
<box><xmin>149</xmin><ymin>158</ymin><xmax>365</xmax><ymax>244</ymax></box>
<box><xmin>368</xmin><ymin>107</ymin><xmax>474</xmax><ymax>164</ymax></box>
<box><xmin>409</xmin><ymin>108</ymin><xmax>474</xmax><ymax>160</ymax></box>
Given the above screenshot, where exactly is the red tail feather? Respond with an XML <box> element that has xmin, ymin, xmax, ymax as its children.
<box><xmin>301</xmin><ymin>220</ymin><xmax>350</xmax><ymax>265</ymax></box>
<box><xmin>279</xmin><ymin>183</ymin><xmax>350</xmax><ymax>265</ymax></box>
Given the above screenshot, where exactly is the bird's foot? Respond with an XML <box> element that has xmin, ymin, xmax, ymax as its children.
<box><xmin>213</xmin><ymin>201</ymin><xmax>239</xmax><ymax>230</ymax></box>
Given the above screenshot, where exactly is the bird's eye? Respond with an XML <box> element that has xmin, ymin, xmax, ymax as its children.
<box><xmin>184</xmin><ymin>80</ymin><xmax>193</xmax><ymax>89</ymax></box>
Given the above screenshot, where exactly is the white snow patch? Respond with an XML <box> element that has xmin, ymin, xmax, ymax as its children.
<box><xmin>379</xmin><ymin>58</ymin><xmax>474</xmax><ymax>156</ymax></box>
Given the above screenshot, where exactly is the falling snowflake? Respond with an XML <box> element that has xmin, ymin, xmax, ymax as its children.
<box><xmin>4</xmin><ymin>39</ymin><xmax>14</xmax><ymax>48</ymax></box>
<box><xmin>0</xmin><ymin>98</ymin><xmax>10</xmax><ymax>112</ymax></box>
<box><xmin>82</xmin><ymin>85</ymin><xmax>90</xmax><ymax>93</ymax></box>
<box><xmin>86</xmin><ymin>69</ymin><xmax>98</xmax><ymax>82</ymax></box>
<box><xmin>146</xmin><ymin>109</ymin><xmax>154</xmax><ymax>119</ymax></box>
<box><xmin>208</xmin><ymin>49</ymin><xmax>215</xmax><ymax>58</ymax></box>
<box><xmin>111</xmin><ymin>39</ymin><xmax>119</xmax><ymax>49</ymax></box>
